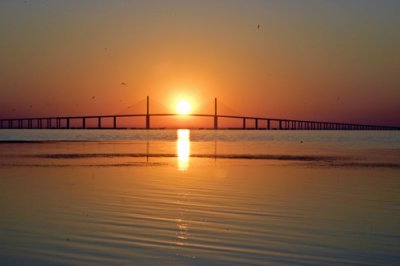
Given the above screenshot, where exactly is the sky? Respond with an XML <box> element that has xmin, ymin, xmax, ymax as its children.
<box><xmin>0</xmin><ymin>0</ymin><xmax>399</xmax><ymax>126</ymax></box>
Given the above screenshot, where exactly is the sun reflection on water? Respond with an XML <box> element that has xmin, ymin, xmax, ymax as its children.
<box><xmin>177</xmin><ymin>129</ymin><xmax>190</xmax><ymax>171</ymax></box>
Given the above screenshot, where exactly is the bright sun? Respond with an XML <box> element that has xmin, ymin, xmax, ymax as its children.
<box><xmin>176</xmin><ymin>100</ymin><xmax>191</xmax><ymax>115</ymax></box>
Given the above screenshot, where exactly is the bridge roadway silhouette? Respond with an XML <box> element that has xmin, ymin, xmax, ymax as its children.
<box><xmin>0</xmin><ymin>97</ymin><xmax>399</xmax><ymax>130</ymax></box>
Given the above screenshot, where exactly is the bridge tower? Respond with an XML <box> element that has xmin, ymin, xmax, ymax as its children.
<box><xmin>146</xmin><ymin>96</ymin><xmax>150</xmax><ymax>129</ymax></box>
<box><xmin>214</xmin><ymin>97</ymin><xmax>218</xmax><ymax>129</ymax></box>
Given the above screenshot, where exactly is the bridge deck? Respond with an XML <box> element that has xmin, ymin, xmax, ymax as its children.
<box><xmin>0</xmin><ymin>113</ymin><xmax>398</xmax><ymax>130</ymax></box>
<box><xmin>1</xmin><ymin>97</ymin><xmax>398</xmax><ymax>130</ymax></box>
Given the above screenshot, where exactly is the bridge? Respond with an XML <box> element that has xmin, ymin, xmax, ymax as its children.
<box><xmin>0</xmin><ymin>97</ymin><xmax>399</xmax><ymax>130</ymax></box>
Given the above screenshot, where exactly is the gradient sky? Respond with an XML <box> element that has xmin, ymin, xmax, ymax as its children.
<box><xmin>1</xmin><ymin>0</ymin><xmax>399</xmax><ymax>125</ymax></box>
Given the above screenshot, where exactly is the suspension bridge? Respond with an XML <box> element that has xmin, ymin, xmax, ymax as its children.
<box><xmin>0</xmin><ymin>97</ymin><xmax>398</xmax><ymax>130</ymax></box>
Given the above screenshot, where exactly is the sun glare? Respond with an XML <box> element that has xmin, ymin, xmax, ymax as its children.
<box><xmin>176</xmin><ymin>100</ymin><xmax>191</xmax><ymax>115</ymax></box>
<box><xmin>177</xmin><ymin>129</ymin><xmax>190</xmax><ymax>171</ymax></box>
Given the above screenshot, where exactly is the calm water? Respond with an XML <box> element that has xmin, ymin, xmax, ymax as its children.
<box><xmin>1</xmin><ymin>130</ymin><xmax>400</xmax><ymax>265</ymax></box>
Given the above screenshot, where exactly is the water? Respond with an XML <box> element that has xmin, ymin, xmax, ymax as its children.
<box><xmin>1</xmin><ymin>130</ymin><xmax>400</xmax><ymax>265</ymax></box>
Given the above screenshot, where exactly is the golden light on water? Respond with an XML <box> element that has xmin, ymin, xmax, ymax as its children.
<box><xmin>177</xmin><ymin>129</ymin><xmax>190</xmax><ymax>171</ymax></box>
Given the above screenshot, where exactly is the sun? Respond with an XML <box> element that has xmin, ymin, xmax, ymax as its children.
<box><xmin>176</xmin><ymin>100</ymin><xmax>191</xmax><ymax>115</ymax></box>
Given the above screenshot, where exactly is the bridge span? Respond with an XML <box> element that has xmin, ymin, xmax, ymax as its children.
<box><xmin>0</xmin><ymin>97</ymin><xmax>399</xmax><ymax>130</ymax></box>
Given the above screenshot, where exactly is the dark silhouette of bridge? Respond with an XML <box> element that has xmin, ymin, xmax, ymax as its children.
<box><xmin>0</xmin><ymin>97</ymin><xmax>399</xmax><ymax>130</ymax></box>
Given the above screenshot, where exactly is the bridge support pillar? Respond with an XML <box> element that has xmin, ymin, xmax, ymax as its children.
<box><xmin>243</xmin><ymin>118</ymin><xmax>246</xmax><ymax>129</ymax></box>
<box><xmin>146</xmin><ymin>96</ymin><xmax>150</xmax><ymax>129</ymax></box>
<box><xmin>66</xmin><ymin>118</ymin><xmax>70</xmax><ymax>129</ymax></box>
<box><xmin>113</xmin><ymin>116</ymin><xmax>117</xmax><ymax>129</ymax></box>
<box><xmin>214</xmin><ymin>97</ymin><xmax>218</xmax><ymax>130</ymax></box>
<box><xmin>82</xmin><ymin>118</ymin><xmax>86</xmax><ymax>129</ymax></box>
<box><xmin>98</xmin><ymin>116</ymin><xmax>101</xmax><ymax>129</ymax></box>
<box><xmin>267</xmin><ymin>119</ymin><xmax>270</xmax><ymax>130</ymax></box>
<box><xmin>255</xmin><ymin>119</ymin><xmax>258</xmax><ymax>130</ymax></box>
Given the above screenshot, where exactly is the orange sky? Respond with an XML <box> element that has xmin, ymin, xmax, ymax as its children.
<box><xmin>0</xmin><ymin>1</ymin><xmax>399</xmax><ymax>126</ymax></box>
